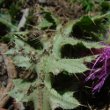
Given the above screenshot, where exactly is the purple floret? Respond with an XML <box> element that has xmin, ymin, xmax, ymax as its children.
<box><xmin>86</xmin><ymin>46</ymin><xmax>110</xmax><ymax>93</ymax></box>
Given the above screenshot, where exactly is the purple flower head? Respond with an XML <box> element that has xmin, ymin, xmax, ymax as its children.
<box><xmin>86</xmin><ymin>46</ymin><xmax>110</xmax><ymax>93</ymax></box>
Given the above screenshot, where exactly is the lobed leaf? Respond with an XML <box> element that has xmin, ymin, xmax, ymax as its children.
<box><xmin>49</xmin><ymin>89</ymin><xmax>80</xmax><ymax>109</ymax></box>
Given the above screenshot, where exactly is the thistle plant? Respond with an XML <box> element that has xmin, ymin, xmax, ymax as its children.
<box><xmin>0</xmin><ymin>9</ymin><xmax>110</xmax><ymax>109</ymax></box>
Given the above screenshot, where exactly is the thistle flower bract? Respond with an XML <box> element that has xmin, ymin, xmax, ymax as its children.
<box><xmin>86</xmin><ymin>46</ymin><xmax>110</xmax><ymax>93</ymax></box>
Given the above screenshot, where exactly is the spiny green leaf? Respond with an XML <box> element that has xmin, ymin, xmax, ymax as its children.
<box><xmin>14</xmin><ymin>37</ymin><xmax>34</xmax><ymax>53</ymax></box>
<box><xmin>13</xmin><ymin>55</ymin><xmax>32</xmax><ymax>69</ymax></box>
<box><xmin>42</xmin><ymin>56</ymin><xmax>89</xmax><ymax>75</ymax></box>
<box><xmin>38</xmin><ymin>18</ymin><xmax>53</xmax><ymax>29</ymax></box>
<box><xmin>53</xmin><ymin>35</ymin><xmax>104</xmax><ymax>58</ymax></box>
<box><xmin>52</xmin><ymin>14</ymin><xmax>109</xmax><ymax>58</ymax></box>
<box><xmin>9</xmin><ymin>78</ymin><xmax>44</xmax><ymax>110</ymax></box>
<box><xmin>13</xmin><ymin>36</ymin><xmax>43</xmax><ymax>54</ymax></box>
<box><xmin>9</xmin><ymin>79</ymin><xmax>32</xmax><ymax>102</ymax></box>
<box><xmin>49</xmin><ymin>89</ymin><xmax>80</xmax><ymax>109</ymax></box>
<box><xmin>56</xmin><ymin>14</ymin><xmax>110</xmax><ymax>44</ymax></box>
<box><xmin>38</xmin><ymin>10</ymin><xmax>59</xmax><ymax>29</ymax></box>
